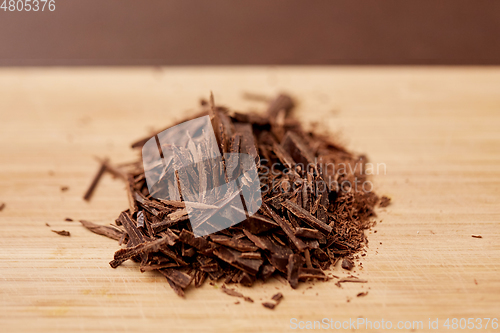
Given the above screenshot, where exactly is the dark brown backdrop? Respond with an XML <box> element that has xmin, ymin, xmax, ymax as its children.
<box><xmin>1</xmin><ymin>0</ymin><xmax>500</xmax><ymax>66</ymax></box>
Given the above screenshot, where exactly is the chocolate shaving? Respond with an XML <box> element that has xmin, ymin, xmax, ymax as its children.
<box><xmin>80</xmin><ymin>220</ymin><xmax>124</xmax><ymax>241</ymax></box>
<box><xmin>51</xmin><ymin>230</ymin><xmax>70</xmax><ymax>236</ymax></box>
<box><xmin>221</xmin><ymin>285</ymin><xmax>253</xmax><ymax>303</ymax></box>
<box><xmin>379</xmin><ymin>196</ymin><xmax>391</xmax><ymax>207</ymax></box>
<box><xmin>83</xmin><ymin>159</ymin><xmax>108</xmax><ymax>201</ymax></box>
<box><xmin>80</xmin><ymin>93</ymin><xmax>383</xmax><ymax>302</ymax></box>
<box><xmin>281</xmin><ymin>200</ymin><xmax>332</xmax><ymax>235</ymax></box>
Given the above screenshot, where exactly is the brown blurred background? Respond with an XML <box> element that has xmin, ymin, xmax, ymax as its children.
<box><xmin>1</xmin><ymin>0</ymin><xmax>500</xmax><ymax>66</ymax></box>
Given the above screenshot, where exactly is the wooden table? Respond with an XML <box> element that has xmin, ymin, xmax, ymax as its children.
<box><xmin>0</xmin><ymin>67</ymin><xmax>499</xmax><ymax>332</ymax></box>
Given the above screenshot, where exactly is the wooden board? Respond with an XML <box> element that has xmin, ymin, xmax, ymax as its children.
<box><xmin>0</xmin><ymin>67</ymin><xmax>499</xmax><ymax>332</ymax></box>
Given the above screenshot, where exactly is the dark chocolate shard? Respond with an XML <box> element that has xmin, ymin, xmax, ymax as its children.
<box><xmin>165</xmin><ymin>276</ymin><xmax>185</xmax><ymax>297</ymax></box>
<box><xmin>210</xmin><ymin>234</ymin><xmax>259</xmax><ymax>252</ymax></box>
<box><xmin>294</xmin><ymin>227</ymin><xmax>323</xmax><ymax>240</ymax></box>
<box><xmin>281</xmin><ymin>200</ymin><xmax>332</xmax><ymax>235</ymax></box>
<box><xmin>83</xmin><ymin>158</ymin><xmax>108</xmax><ymax>201</ymax></box>
<box><xmin>286</xmin><ymin>253</ymin><xmax>304</xmax><ymax>289</ymax></box>
<box><xmin>51</xmin><ymin>230</ymin><xmax>70</xmax><ymax>237</ymax></box>
<box><xmin>271</xmin><ymin>292</ymin><xmax>284</xmax><ymax>302</ymax></box>
<box><xmin>267</xmin><ymin>93</ymin><xmax>295</xmax><ymax>120</ymax></box>
<box><xmin>239</xmin><ymin>214</ymin><xmax>279</xmax><ymax>234</ymax></box>
<box><xmin>159</xmin><ymin>269</ymin><xmax>193</xmax><ymax>289</ymax></box>
<box><xmin>118</xmin><ymin>211</ymin><xmax>146</xmax><ymax>246</ymax></box>
<box><xmin>80</xmin><ymin>220</ymin><xmax>124</xmax><ymax>241</ymax></box>
<box><xmin>262</xmin><ymin>203</ymin><xmax>307</xmax><ymax>252</ymax></box>
<box><xmin>234</xmin><ymin>123</ymin><xmax>259</xmax><ymax>166</ymax></box>
<box><xmin>194</xmin><ymin>270</ymin><xmax>208</xmax><ymax>288</ymax></box>
<box><xmin>298</xmin><ymin>267</ymin><xmax>327</xmax><ymax>280</ymax></box>
<box><xmin>221</xmin><ymin>285</ymin><xmax>253</xmax><ymax>302</ymax></box>
<box><xmin>178</xmin><ymin>229</ymin><xmax>212</xmax><ymax>253</ymax></box>
<box><xmin>341</xmin><ymin>258</ymin><xmax>355</xmax><ymax>270</ymax></box>
<box><xmin>237</xmin><ymin>272</ymin><xmax>255</xmax><ymax>287</ymax></box>
<box><xmin>213</xmin><ymin>246</ymin><xmax>263</xmax><ymax>275</ymax></box>
<box><xmin>111</xmin><ymin>235</ymin><xmax>172</xmax><ymax>267</ymax></box>
<box><xmin>260</xmin><ymin>264</ymin><xmax>275</xmax><ymax>281</ymax></box>
<box><xmin>281</xmin><ymin>131</ymin><xmax>315</xmax><ymax>167</ymax></box>
<box><xmin>337</xmin><ymin>277</ymin><xmax>368</xmax><ymax>284</ymax></box>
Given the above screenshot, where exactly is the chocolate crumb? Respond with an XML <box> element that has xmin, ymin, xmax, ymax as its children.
<box><xmin>262</xmin><ymin>302</ymin><xmax>276</xmax><ymax>309</ymax></box>
<box><xmin>64</xmin><ymin>218</ymin><xmax>74</xmax><ymax>222</ymax></box>
<box><xmin>52</xmin><ymin>230</ymin><xmax>70</xmax><ymax>236</ymax></box>
<box><xmin>471</xmin><ymin>235</ymin><xmax>482</xmax><ymax>238</ymax></box>
<box><xmin>379</xmin><ymin>196</ymin><xmax>391</xmax><ymax>207</ymax></box>
<box><xmin>271</xmin><ymin>292</ymin><xmax>284</xmax><ymax>302</ymax></box>
<box><xmin>341</xmin><ymin>258</ymin><xmax>355</xmax><ymax>270</ymax></box>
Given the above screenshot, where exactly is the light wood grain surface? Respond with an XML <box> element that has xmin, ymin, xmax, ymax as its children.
<box><xmin>0</xmin><ymin>67</ymin><xmax>499</xmax><ymax>333</ymax></box>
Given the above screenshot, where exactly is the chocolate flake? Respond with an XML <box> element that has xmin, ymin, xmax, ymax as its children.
<box><xmin>221</xmin><ymin>285</ymin><xmax>253</xmax><ymax>303</ymax></box>
<box><xmin>52</xmin><ymin>230</ymin><xmax>70</xmax><ymax>236</ymax></box>
<box><xmin>83</xmin><ymin>159</ymin><xmax>108</xmax><ymax>201</ymax></box>
<box><xmin>379</xmin><ymin>196</ymin><xmax>391</xmax><ymax>207</ymax></box>
<box><xmin>80</xmin><ymin>220</ymin><xmax>123</xmax><ymax>241</ymax></box>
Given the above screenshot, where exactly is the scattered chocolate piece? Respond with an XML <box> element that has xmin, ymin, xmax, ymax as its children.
<box><xmin>357</xmin><ymin>291</ymin><xmax>369</xmax><ymax>297</ymax></box>
<box><xmin>61</xmin><ymin>186</ymin><xmax>69</xmax><ymax>192</ymax></box>
<box><xmin>0</xmin><ymin>203</ymin><xmax>5</xmax><ymax>211</ymax></box>
<box><xmin>262</xmin><ymin>291</ymin><xmax>285</xmax><ymax>309</ymax></box>
<box><xmin>471</xmin><ymin>235</ymin><xmax>482</xmax><ymax>238</ymax></box>
<box><xmin>379</xmin><ymin>196</ymin><xmax>391</xmax><ymax>207</ymax></box>
<box><xmin>341</xmin><ymin>258</ymin><xmax>355</xmax><ymax>270</ymax></box>
<box><xmin>83</xmin><ymin>158</ymin><xmax>108</xmax><ymax>201</ymax></box>
<box><xmin>262</xmin><ymin>302</ymin><xmax>276</xmax><ymax>309</ymax></box>
<box><xmin>337</xmin><ymin>277</ymin><xmax>368</xmax><ymax>284</ymax></box>
<box><xmin>45</xmin><ymin>223</ymin><xmax>50</xmax><ymax>227</ymax></box>
<box><xmin>52</xmin><ymin>230</ymin><xmax>70</xmax><ymax>236</ymax></box>
<box><xmin>80</xmin><ymin>93</ymin><xmax>382</xmax><ymax>302</ymax></box>
<box><xmin>64</xmin><ymin>218</ymin><xmax>73</xmax><ymax>222</ymax></box>
<box><xmin>272</xmin><ymin>292</ymin><xmax>284</xmax><ymax>302</ymax></box>
<box><xmin>80</xmin><ymin>220</ymin><xmax>123</xmax><ymax>241</ymax></box>
<box><xmin>221</xmin><ymin>285</ymin><xmax>253</xmax><ymax>303</ymax></box>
